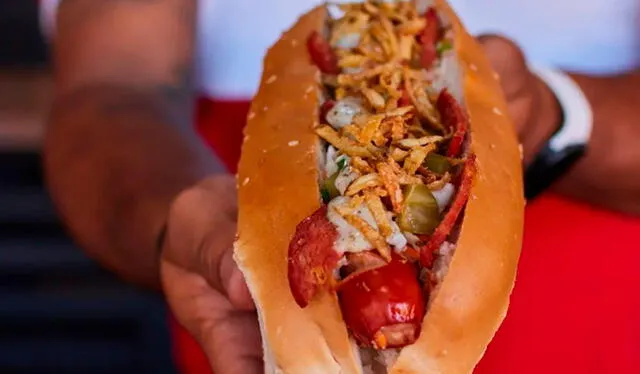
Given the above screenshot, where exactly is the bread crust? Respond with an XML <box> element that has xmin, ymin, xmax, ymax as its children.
<box><xmin>235</xmin><ymin>1</ymin><xmax>524</xmax><ymax>373</ymax></box>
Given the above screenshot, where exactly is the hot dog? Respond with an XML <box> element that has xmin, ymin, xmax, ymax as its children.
<box><xmin>235</xmin><ymin>1</ymin><xmax>525</xmax><ymax>373</ymax></box>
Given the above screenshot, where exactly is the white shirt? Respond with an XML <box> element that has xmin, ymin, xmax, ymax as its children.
<box><xmin>41</xmin><ymin>0</ymin><xmax>640</xmax><ymax>99</ymax></box>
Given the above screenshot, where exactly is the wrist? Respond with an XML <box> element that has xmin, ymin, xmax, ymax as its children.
<box><xmin>522</xmin><ymin>75</ymin><xmax>563</xmax><ymax>164</ymax></box>
<box><xmin>523</xmin><ymin>66</ymin><xmax>594</xmax><ymax>200</ymax></box>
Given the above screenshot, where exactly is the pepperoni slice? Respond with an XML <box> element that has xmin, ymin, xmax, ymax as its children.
<box><xmin>437</xmin><ymin>89</ymin><xmax>469</xmax><ymax>158</ymax></box>
<box><xmin>307</xmin><ymin>31</ymin><xmax>340</xmax><ymax>75</ymax></box>
<box><xmin>420</xmin><ymin>154</ymin><xmax>476</xmax><ymax>267</ymax></box>
<box><xmin>288</xmin><ymin>205</ymin><xmax>342</xmax><ymax>308</ymax></box>
<box><xmin>418</xmin><ymin>8</ymin><xmax>441</xmax><ymax>69</ymax></box>
<box><xmin>338</xmin><ymin>253</ymin><xmax>426</xmax><ymax>349</ymax></box>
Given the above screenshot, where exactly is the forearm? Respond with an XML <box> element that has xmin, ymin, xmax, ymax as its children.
<box><xmin>43</xmin><ymin>0</ymin><xmax>207</xmax><ymax>289</ymax></box>
<box><xmin>551</xmin><ymin>70</ymin><xmax>640</xmax><ymax>214</ymax></box>
<box><xmin>44</xmin><ymin>83</ymin><xmax>222</xmax><ymax>289</ymax></box>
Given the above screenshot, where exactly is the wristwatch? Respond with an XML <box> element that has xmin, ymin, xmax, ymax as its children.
<box><xmin>523</xmin><ymin>66</ymin><xmax>594</xmax><ymax>200</ymax></box>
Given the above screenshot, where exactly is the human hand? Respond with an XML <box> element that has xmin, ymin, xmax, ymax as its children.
<box><xmin>159</xmin><ymin>175</ymin><xmax>262</xmax><ymax>374</ymax></box>
<box><xmin>476</xmin><ymin>35</ymin><xmax>563</xmax><ymax>164</ymax></box>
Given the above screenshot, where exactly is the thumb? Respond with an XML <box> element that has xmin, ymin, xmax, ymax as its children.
<box><xmin>161</xmin><ymin>174</ymin><xmax>255</xmax><ymax>310</ymax></box>
<box><xmin>160</xmin><ymin>260</ymin><xmax>263</xmax><ymax>374</ymax></box>
<box><xmin>476</xmin><ymin>34</ymin><xmax>530</xmax><ymax>100</ymax></box>
<box><xmin>202</xmin><ymin>308</ymin><xmax>264</xmax><ymax>374</ymax></box>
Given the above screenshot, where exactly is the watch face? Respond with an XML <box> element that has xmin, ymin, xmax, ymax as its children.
<box><xmin>524</xmin><ymin>144</ymin><xmax>586</xmax><ymax>200</ymax></box>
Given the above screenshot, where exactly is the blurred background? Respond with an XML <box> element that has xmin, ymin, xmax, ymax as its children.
<box><xmin>0</xmin><ymin>1</ymin><xmax>179</xmax><ymax>373</ymax></box>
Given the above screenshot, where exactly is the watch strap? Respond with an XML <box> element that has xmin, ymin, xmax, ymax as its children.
<box><xmin>524</xmin><ymin>66</ymin><xmax>593</xmax><ymax>200</ymax></box>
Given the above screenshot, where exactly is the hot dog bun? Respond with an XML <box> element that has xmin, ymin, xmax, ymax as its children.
<box><xmin>234</xmin><ymin>1</ymin><xmax>524</xmax><ymax>373</ymax></box>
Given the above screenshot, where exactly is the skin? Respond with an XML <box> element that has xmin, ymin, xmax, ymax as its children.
<box><xmin>45</xmin><ymin>0</ymin><xmax>260</xmax><ymax>372</ymax></box>
<box><xmin>478</xmin><ymin>35</ymin><xmax>640</xmax><ymax>215</ymax></box>
<box><xmin>44</xmin><ymin>2</ymin><xmax>640</xmax><ymax>374</ymax></box>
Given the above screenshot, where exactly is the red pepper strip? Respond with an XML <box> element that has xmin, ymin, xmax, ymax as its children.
<box><xmin>404</xmin><ymin>235</ymin><xmax>435</xmax><ymax>268</ymax></box>
<box><xmin>398</xmin><ymin>89</ymin><xmax>412</xmax><ymax>107</ymax></box>
<box><xmin>320</xmin><ymin>100</ymin><xmax>336</xmax><ymax>123</ymax></box>
<box><xmin>307</xmin><ymin>31</ymin><xmax>340</xmax><ymax>75</ymax></box>
<box><xmin>401</xmin><ymin>246</ymin><xmax>421</xmax><ymax>263</ymax></box>
<box><xmin>437</xmin><ymin>89</ymin><xmax>469</xmax><ymax>157</ymax></box>
<box><xmin>417</xmin><ymin>244</ymin><xmax>435</xmax><ymax>268</ymax></box>
<box><xmin>337</xmin><ymin>253</ymin><xmax>426</xmax><ymax>349</ymax></box>
<box><xmin>288</xmin><ymin>205</ymin><xmax>342</xmax><ymax>308</ymax></box>
<box><xmin>418</xmin><ymin>8</ymin><xmax>441</xmax><ymax>70</ymax></box>
<box><xmin>420</xmin><ymin>154</ymin><xmax>476</xmax><ymax>267</ymax></box>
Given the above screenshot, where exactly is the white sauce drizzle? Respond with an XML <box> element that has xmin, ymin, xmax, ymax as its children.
<box><xmin>324</xmin><ymin>145</ymin><xmax>338</xmax><ymax>177</ymax></box>
<box><xmin>326</xmin><ymin>97</ymin><xmax>365</xmax><ymax>129</ymax></box>
<box><xmin>327</xmin><ymin>197</ymin><xmax>407</xmax><ymax>254</ymax></box>
<box><xmin>334</xmin><ymin>166</ymin><xmax>359</xmax><ymax>195</ymax></box>
<box><xmin>432</xmin><ymin>182</ymin><xmax>455</xmax><ymax>212</ymax></box>
<box><xmin>334</xmin><ymin>32</ymin><xmax>361</xmax><ymax>49</ymax></box>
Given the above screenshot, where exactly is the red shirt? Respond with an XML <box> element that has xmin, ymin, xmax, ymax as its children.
<box><xmin>170</xmin><ymin>98</ymin><xmax>640</xmax><ymax>374</ymax></box>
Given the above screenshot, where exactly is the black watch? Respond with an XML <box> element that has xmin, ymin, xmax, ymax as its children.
<box><xmin>524</xmin><ymin>132</ymin><xmax>587</xmax><ymax>200</ymax></box>
<box><xmin>524</xmin><ymin>66</ymin><xmax>593</xmax><ymax>200</ymax></box>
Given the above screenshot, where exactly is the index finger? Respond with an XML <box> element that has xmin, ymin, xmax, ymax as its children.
<box><xmin>162</xmin><ymin>175</ymin><xmax>255</xmax><ymax>310</ymax></box>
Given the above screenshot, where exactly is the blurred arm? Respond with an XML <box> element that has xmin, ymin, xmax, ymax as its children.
<box><xmin>44</xmin><ymin>0</ymin><xmax>220</xmax><ymax>289</ymax></box>
<box><xmin>547</xmin><ymin>71</ymin><xmax>640</xmax><ymax>214</ymax></box>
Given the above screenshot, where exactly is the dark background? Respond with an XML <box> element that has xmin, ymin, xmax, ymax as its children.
<box><xmin>0</xmin><ymin>1</ymin><xmax>178</xmax><ymax>373</ymax></box>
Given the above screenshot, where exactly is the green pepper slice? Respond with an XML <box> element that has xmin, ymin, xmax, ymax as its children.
<box><xmin>436</xmin><ymin>40</ymin><xmax>453</xmax><ymax>55</ymax></box>
<box><xmin>324</xmin><ymin>172</ymin><xmax>341</xmax><ymax>201</ymax></box>
<box><xmin>425</xmin><ymin>153</ymin><xmax>451</xmax><ymax>175</ymax></box>
<box><xmin>336</xmin><ymin>157</ymin><xmax>348</xmax><ymax>171</ymax></box>
<box><xmin>398</xmin><ymin>184</ymin><xmax>441</xmax><ymax>235</ymax></box>
<box><xmin>320</xmin><ymin>188</ymin><xmax>331</xmax><ymax>203</ymax></box>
